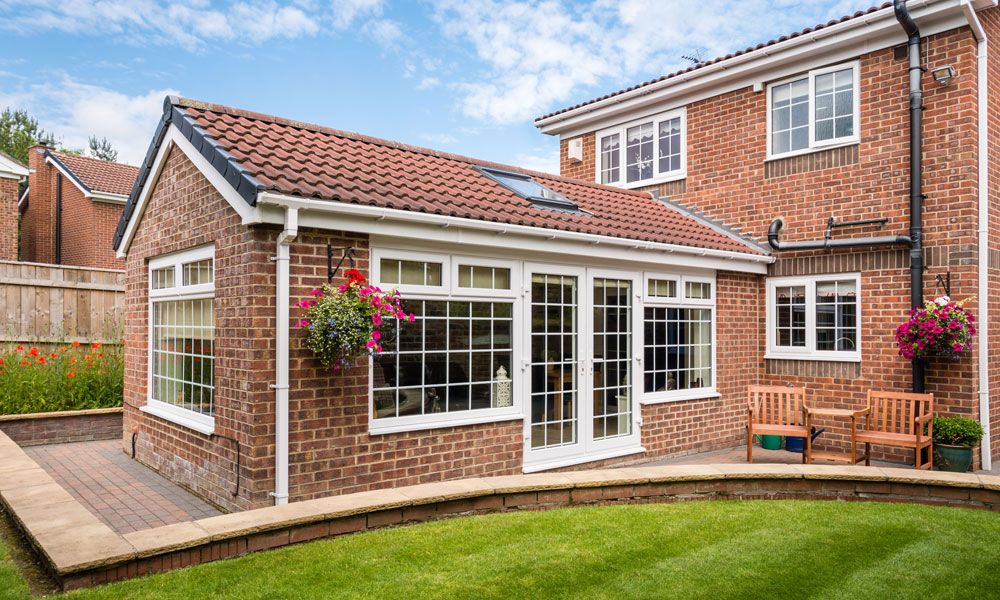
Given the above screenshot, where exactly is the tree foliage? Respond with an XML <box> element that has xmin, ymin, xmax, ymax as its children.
<box><xmin>88</xmin><ymin>135</ymin><xmax>119</xmax><ymax>162</ymax></box>
<box><xmin>0</xmin><ymin>107</ymin><xmax>56</xmax><ymax>165</ymax></box>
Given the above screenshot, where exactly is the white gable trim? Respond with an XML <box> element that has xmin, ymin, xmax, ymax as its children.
<box><xmin>116</xmin><ymin>124</ymin><xmax>262</xmax><ymax>257</ymax></box>
<box><xmin>0</xmin><ymin>153</ymin><xmax>28</xmax><ymax>180</ymax></box>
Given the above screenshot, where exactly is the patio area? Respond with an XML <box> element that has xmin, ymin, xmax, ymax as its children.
<box><xmin>23</xmin><ymin>440</ymin><xmax>221</xmax><ymax>534</ymax></box>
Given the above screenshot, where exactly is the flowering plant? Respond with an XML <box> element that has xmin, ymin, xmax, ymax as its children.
<box><xmin>0</xmin><ymin>341</ymin><xmax>123</xmax><ymax>414</ymax></box>
<box><xmin>296</xmin><ymin>269</ymin><xmax>415</xmax><ymax>371</ymax></box>
<box><xmin>895</xmin><ymin>296</ymin><xmax>977</xmax><ymax>360</ymax></box>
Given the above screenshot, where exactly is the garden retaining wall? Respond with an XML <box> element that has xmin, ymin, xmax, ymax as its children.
<box><xmin>0</xmin><ymin>408</ymin><xmax>122</xmax><ymax>446</ymax></box>
<box><xmin>0</xmin><ymin>430</ymin><xmax>997</xmax><ymax>591</ymax></box>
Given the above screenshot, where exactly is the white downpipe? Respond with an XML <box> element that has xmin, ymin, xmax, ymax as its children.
<box><xmin>273</xmin><ymin>207</ymin><xmax>298</xmax><ymax>504</ymax></box>
<box><xmin>963</xmin><ymin>0</ymin><xmax>992</xmax><ymax>470</ymax></box>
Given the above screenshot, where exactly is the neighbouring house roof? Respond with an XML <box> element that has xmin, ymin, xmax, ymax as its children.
<box><xmin>114</xmin><ymin>97</ymin><xmax>767</xmax><ymax>257</ymax></box>
<box><xmin>44</xmin><ymin>150</ymin><xmax>139</xmax><ymax>199</ymax></box>
<box><xmin>0</xmin><ymin>149</ymin><xmax>28</xmax><ymax>179</ymax></box>
<box><xmin>535</xmin><ymin>2</ymin><xmax>893</xmax><ymax>124</ymax></box>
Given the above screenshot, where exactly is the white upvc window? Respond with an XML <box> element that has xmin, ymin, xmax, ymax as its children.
<box><xmin>766</xmin><ymin>61</ymin><xmax>860</xmax><ymax>159</ymax></box>
<box><xmin>766</xmin><ymin>273</ymin><xmax>861</xmax><ymax>362</ymax></box>
<box><xmin>641</xmin><ymin>272</ymin><xmax>717</xmax><ymax>404</ymax></box>
<box><xmin>369</xmin><ymin>249</ymin><xmax>522</xmax><ymax>434</ymax></box>
<box><xmin>595</xmin><ymin>108</ymin><xmax>686</xmax><ymax>189</ymax></box>
<box><xmin>144</xmin><ymin>245</ymin><xmax>216</xmax><ymax>434</ymax></box>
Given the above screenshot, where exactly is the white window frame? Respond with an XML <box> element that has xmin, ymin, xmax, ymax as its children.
<box><xmin>143</xmin><ymin>244</ymin><xmax>216</xmax><ymax>435</ymax></box>
<box><xmin>766</xmin><ymin>61</ymin><xmax>861</xmax><ymax>160</ymax></box>
<box><xmin>369</xmin><ymin>248</ymin><xmax>524</xmax><ymax>434</ymax></box>
<box><xmin>640</xmin><ymin>272</ymin><xmax>718</xmax><ymax>405</ymax></box>
<box><xmin>766</xmin><ymin>273</ymin><xmax>862</xmax><ymax>363</ymax></box>
<box><xmin>595</xmin><ymin>108</ymin><xmax>687</xmax><ymax>190</ymax></box>
<box><xmin>371</xmin><ymin>248</ymin><xmax>450</xmax><ymax>296</ymax></box>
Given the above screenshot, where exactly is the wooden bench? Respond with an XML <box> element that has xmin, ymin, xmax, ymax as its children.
<box><xmin>747</xmin><ymin>385</ymin><xmax>811</xmax><ymax>464</ymax></box>
<box><xmin>852</xmin><ymin>390</ymin><xmax>934</xmax><ymax>470</ymax></box>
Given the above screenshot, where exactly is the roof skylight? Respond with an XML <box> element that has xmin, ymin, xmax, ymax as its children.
<box><xmin>477</xmin><ymin>167</ymin><xmax>583</xmax><ymax>213</ymax></box>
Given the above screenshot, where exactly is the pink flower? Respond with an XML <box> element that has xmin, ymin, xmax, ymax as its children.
<box><xmin>408</xmin><ymin>313</ymin><xmax>416</xmax><ymax>323</ymax></box>
<box><xmin>338</xmin><ymin>284</ymin><xmax>347</xmax><ymax>293</ymax></box>
<box><xmin>296</xmin><ymin>319</ymin><xmax>310</xmax><ymax>327</ymax></box>
<box><xmin>371</xmin><ymin>330</ymin><xmax>381</xmax><ymax>341</ymax></box>
<box><xmin>372</xmin><ymin>313</ymin><xmax>382</xmax><ymax>326</ymax></box>
<box><xmin>309</xmin><ymin>288</ymin><xmax>321</xmax><ymax>297</ymax></box>
<box><xmin>366</xmin><ymin>339</ymin><xmax>376</xmax><ymax>349</ymax></box>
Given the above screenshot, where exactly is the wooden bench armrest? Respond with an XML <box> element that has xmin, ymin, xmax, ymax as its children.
<box><xmin>852</xmin><ymin>407</ymin><xmax>870</xmax><ymax>417</ymax></box>
<box><xmin>914</xmin><ymin>413</ymin><xmax>934</xmax><ymax>424</ymax></box>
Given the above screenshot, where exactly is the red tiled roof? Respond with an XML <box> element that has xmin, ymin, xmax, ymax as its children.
<box><xmin>535</xmin><ymin>2</ymin><xmax>891</xmax><ymax>123</ymax></box>
<box><xmin>52</xmin><ymin>151</ymin><xmax>139</xmax><ymax>196</ymax></box>
<box><xmin>174</xmin><ymin>98</ymin><xmax>764</xmax><ymax>256</ymax></box>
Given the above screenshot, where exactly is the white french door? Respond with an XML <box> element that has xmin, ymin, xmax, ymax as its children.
<box><xmin>522</xmin><ymin>264</ymin><xmax>641</xmax><ymax>470</ymax></box>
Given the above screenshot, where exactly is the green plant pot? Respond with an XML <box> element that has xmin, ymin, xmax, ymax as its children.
<box><xmin>934</xmin><ymin>443</ymin><xmax>973</xmax><ymax>472</ymax></box>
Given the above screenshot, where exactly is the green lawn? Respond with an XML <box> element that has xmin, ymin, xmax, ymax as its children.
<box><xmin>3</xmin><ymin>500</ymin><xmax>1000</xmax><ymax>599</ymax></box>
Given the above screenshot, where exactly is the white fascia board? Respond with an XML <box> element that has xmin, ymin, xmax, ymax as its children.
<box><xmin>116</xmin><ymin>124</ymin><xmax>263</xmax><ymax>257</ymax></box>
<box><xmin>88</xmin><ymin>192</ymin><xmax>128</xmax><ymax>204</ymax></box>
<box><xmin>537</xmin><ymin>0</ymin><xmax>968</xmax><ymax>137</ymax></box>
<box><xmin>0</xmin><ymin>155</ymin><xmax>28</xmax><ymax>179</ymax></box>
<box><xmin>256</xmin><ymin>191</ymin><xmax>773</xmax><ymax>274</ymax></box>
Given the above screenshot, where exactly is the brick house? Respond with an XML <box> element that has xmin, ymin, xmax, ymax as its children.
<box><xmin>113</xmin><ymin>0</ymin><xmax>998</xmax><ymax>512</ymax></box>
<box><xmin>0</xmin><ymin>150</ymin><xmax>28</xmax><ymax>261</ymax></box>
<box><xmin>20</xmin><ymin>147</ymin><xmax>136</xmax><ymax>268</ymax></box>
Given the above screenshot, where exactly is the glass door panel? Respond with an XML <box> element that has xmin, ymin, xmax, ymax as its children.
<box><xmin>592</xmin><ymin>278</ymin><xmax>632</xmax><ymax>440</ymax></box>
<box><xmin>529</xmin><ymin>273</ymin><xmax>578</xmax><ymax>450</ymax></box>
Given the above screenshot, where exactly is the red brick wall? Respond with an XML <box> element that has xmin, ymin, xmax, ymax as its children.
<box><xmin>123</xmin><ymin>146</ymin><xmax>277</xmax><ymax>511</ymax></box>
<box><xmin>560</xmin><ymin>27</ymin><xmax>990</xmax><ymax>464</ymax></box>
<box><xmin>22</xmin><ymin>148</ymin><xmax>124</xmax><ymax>269</ymax></box>
<box><xmin>0</xmin><ymin>409</ymin><xmax>122</xmax><ymax>446</ymax></box>
<box><xmin>984</xmin><ymin>6</ymin><xmax>1000</xmax><ymax>461</ymax></box>
<box><xmin>0</xmin><ymin>176</ymin><xmax>18</xmax><ymax>261</ymax></box>
<box><xmin>23</xmin><ymin>147</ymin><xmax>55</xmax><ymax>264</ymax></box>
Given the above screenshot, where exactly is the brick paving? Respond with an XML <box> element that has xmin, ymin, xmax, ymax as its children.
<box><xmin>24</xmin><ymin>440</ymin><xmax>221</xmax><ymax>534</ymax></box>
<box><xmin>631</xmin><ymin>446</ymin><xmax>899</xmax><ymax>468</ymax></box>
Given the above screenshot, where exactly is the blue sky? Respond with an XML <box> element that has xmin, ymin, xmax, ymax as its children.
<box><xmin>0</xmin><ymin>0</ymin><xmax>875</xmax><ymax>171</ymax></box>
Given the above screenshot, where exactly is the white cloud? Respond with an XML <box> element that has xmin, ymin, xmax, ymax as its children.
<box><xmin>330</xmin><ymin>0</ymin><xmax>385</xmax><ymax>28</ymax></box>
<box><xmin>513</xmin><ymin>148</ymin><xmax>559</xmax><ymax>175</ymax></box>
<box><xmin>430</xmin><ymin>0</ymin><xmax>879</xmax><ymax>124</ymax></box>
<box><xmin>420</xmin><ymin>132</ymin><xmax>458</xmax><ymax>145</ymax></box>
<box><xmin>0</xmin><ymin>0</ymin><xmax>338</xmax><ymax>46</ymax></box>
<box><xmin>0</xmin><ymin>76</ymin><xmax>178</xmax><ymax>164</ymax></box>
<box><xmin>416</xmin><ymin>77</ymin><xmax>441</xmax><ymax>91</ymax></box>
<box><xmin>365</xmin><ymin>19</ymin><xmax>403</xmax><ymax>47</ymax></box>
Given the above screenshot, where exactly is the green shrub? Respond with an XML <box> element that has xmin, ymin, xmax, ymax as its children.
<box><xmin>0</xmin><ymin>341</ymin><xmax>123</xmax><ymax>414</ymax></box>
<box><xmin>932</xmin><ymin>415</ymin><xmax>983</xmax><ymax>447</ymax></box>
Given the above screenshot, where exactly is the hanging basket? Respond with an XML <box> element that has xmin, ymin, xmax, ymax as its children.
<box><xmin>895</xmin><ymin>296</ymin><xmax>976</xmax><ymax>361</ymax></box>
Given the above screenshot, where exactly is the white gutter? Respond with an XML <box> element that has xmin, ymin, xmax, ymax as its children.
<box><xmin>271</xmin><ymin>207</ymin><xmax>298</xmax><ymax>505</ymax></box>
<box><xmin>255</xmin><ymin>191</ymin><xmax>774</xmax><ymax>267</ymax></box>
<box><xmin>962</xmin><ymin>0</ymin><xmax>992</xmax><ymax>470</ymax></box>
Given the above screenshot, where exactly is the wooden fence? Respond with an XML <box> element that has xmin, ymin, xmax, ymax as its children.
<box><xmin>0</xmin><ymin>261</ymin><xmax>124</xmax><ymax>344</ymax></box>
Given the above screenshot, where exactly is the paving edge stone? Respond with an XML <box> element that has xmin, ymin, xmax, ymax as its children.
<box><xmin>1</xmin><ymin>428</ymin><xmax>998</xmax><ymax>590</ymax></box>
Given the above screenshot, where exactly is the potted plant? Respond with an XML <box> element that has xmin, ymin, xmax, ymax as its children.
<box><xmin>895</xmin><ymin>296</ymin><xmax>976</xmax><ymax>361</ymax></box>
<box><xmin>932</xmin><ymin>415</ymin><xmax>983</xmax><ymax>472</ymax></box>
<box><xmin>296</xmin><ymin>269</ymin><xmax>415</xmax><ymax>371</ymax></box>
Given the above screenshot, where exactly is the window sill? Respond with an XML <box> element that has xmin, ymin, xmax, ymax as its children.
<box><xmin>640</xmin><ymin>389</ymin><xmax>721</xmax><ymax>405</ymax></box>
<box><xmin>522</xmin><ymin>446</ymin><xmax>646</xmax><ymax>473</ymax></box>
<box><xmin>613</xmin><ymin>172</ymin><xmax>686</xmax><ymax>190</ymax></box>
<box><xmin>765</xmin><ymin>140</ymin><xmax>858</xmax><ymax>163</ymax></box>
<box><xmin>765</xmin><ymin>353</ymin><xmax>861</xmax><ymax>363</ymax></box>
<box><xmin>140</xmin><ymin>402</ymin><xmax>215</xmax><ymax>435</ymax></box>
<box><xmin>368</xmin><ymin>411</ymin><xmax>523</xmax><ymax>436</ymax></box>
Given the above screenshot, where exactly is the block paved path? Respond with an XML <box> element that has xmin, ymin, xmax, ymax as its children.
<box><xmin>24</xmin><ymin>440</ymin><xmax>221</xmax><ymax>534</ymax></box>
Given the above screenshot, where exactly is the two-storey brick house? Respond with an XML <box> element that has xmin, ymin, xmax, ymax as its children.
<box><xmin>113</xmin><ymin>0</ymin><xmax>998</xmax><ymax>512</ymax></box>
<box><xmin>536</xmin><ymin>0</ymin><xmax>999</xmax><ymax>469</ymax></box>
<box><xmin>21</xmin><ymin>146</ymin><xmax>136</xmax><ymax>269</ymax></box>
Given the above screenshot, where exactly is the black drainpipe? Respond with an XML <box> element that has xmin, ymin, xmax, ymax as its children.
<box><xmin>54</xmin><ymin>172</ymin><xmax>62</xmax><ymax>265</ymax></box>
<box><xmin>767</xmin><ymin>0</ymin><xmax>926</xmax><ymax>394</ymax></box>
<box><xmin>895</xmin><ymin>0</ymin><xmax>925</xmax><ymax>394</ymax></box>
